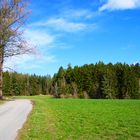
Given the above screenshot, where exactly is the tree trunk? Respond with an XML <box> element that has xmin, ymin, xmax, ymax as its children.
<box><xmin>0</xmin><ymin>61</ymin><xmax>3</xmax><ymax>100</ymax></box>
<box><xmin>0</xmin><ymin>47</ymin><xmax>3</xmax><ymax>100</ymax></box>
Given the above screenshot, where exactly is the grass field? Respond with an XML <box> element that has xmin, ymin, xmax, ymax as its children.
<box><xmin>17</xmin><ymin>96</ymin><xmax>140</xmax><ymax>140</ymax></box>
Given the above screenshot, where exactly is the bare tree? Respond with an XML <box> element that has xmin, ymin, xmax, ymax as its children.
<box><xmin>0</xmin><ymin>0</ymin><xmax>31</xmax><ymax>99</ymax></box>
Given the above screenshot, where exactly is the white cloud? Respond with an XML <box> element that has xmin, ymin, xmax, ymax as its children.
<box><xmin>31</xmin><ymin>18</ymin><xmax>88</xmax><ymax>32</ymax></box>
<box><xmin>47</xmin><ymin>18</ymin><xmax>88</xmax><ymax>32</ymax></box>
<box><xmin>61</xmin><ymin>9</ymin><xmax>98</xmax><ymax>19</ymax></box>
<box><xmin>4</xmin><ymin>28</ymin><xmax>57</xmax><ymax>73</ymax></box>
<box><xmin>99</xmin><ymin>0</ymin><xmax>140</xmax><ymax>11</ymax></box>
<box><xmin>24</xmin><ymin>29</ymin><xmax>55</xmax><ymax>47</ymax></box>
<box><xmin>4</xmin><ymin>53</ymin><xmax>56</xmax><ymax>72</ymax></box>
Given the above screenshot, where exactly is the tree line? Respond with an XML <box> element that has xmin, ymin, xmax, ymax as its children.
<box><xmin>3</xmin><ymin>72</ymin><xmax>52</xmax><ymax>96</ymax></box>
<box><xmin>3</xmin><ymin>62</ymin><xmax>140</xmax><ymax>99</ymax></box>
<box><xmin>52</xmin><ymin>62</ymin><xmax>140</xmax><ymax>99</ymax></box>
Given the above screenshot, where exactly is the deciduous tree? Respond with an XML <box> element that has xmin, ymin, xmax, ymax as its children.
<box><xmin>0</xmin><ymin>0</ymin><xmax>31</xmax><ymax>99</ymax></box>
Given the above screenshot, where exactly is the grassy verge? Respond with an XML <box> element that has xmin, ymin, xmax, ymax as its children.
<box><xmin>0</xmin><ymin>99</ymin><xmax>6</xmax><ymax>105</ymax></box>
<box><xmin>17</xmin><ymin>96</ymin><xmax>140</xmax><ymax>140</ymax></box>
<box><xmin>0</xmin><ymin>101</ymin><xmax>3</xmax><ymax>104</ymax></box>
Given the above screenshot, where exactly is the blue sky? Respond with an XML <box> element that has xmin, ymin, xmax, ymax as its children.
<box><xmin>5</xmin><ymin>0</ymin><xmax>140</xmax><ymax>76</ymax></box>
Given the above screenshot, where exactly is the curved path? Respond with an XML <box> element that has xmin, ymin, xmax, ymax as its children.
<box><xmin>0</xmin><ymin>99</ymin><xmax>32</xmax><ymax>140</ymax></box>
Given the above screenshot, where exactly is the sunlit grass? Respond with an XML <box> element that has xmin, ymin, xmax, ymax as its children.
<box><xmin>0</xmin><ymin>100</ymin><xmax>5</xmax><ymax>105</ymax></box>
<box><xmin>17</xmin><ymin>96</ymin><xmax>140</xmax><ymax>140</ymax></box>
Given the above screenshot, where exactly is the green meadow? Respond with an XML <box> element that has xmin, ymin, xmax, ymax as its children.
<box><xmin>17</xmin><ymin>96</ymin><xmax>140</xmax><ymax>140</ymax></box>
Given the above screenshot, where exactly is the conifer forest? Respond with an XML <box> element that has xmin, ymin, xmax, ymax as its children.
<box><xmin>3</xmin><ymin>62</ymin><xmax>140</xmax><ymax>99</ymax></box>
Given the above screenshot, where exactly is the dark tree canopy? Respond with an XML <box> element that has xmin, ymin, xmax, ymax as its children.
<box><xmin>3</xmin><ymin>62</ymin><xmax>140</xmax><ymax>99</ymax></box>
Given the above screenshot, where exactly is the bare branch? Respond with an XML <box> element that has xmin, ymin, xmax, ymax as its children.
<box><xmin>0</xmin><ymin>0</ymin><xmax>32</xmax><ymax>61</ymax></box>
<box><xmin>0</xmin><ymin>0</ymin><xmax>31</xmax><ymax>97</ymax></box>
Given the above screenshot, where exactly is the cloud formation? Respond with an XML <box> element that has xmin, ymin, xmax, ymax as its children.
<box><xmin>24</xmin><ymin>29</ymin><xmax>55</xmax><ymax>46</ymax></box>
<box><xmin>30</xmin><ymin>18</ymin><xmax>90</xmax><ymax>33</ymax></box>
<box><xmin>61</xmin><ymin>9</ymin><xmax>97</xmax><ymax>19</ymax></box>
<box><xmin>47</xmin><ymin>18</ymin><xmax>88</xmax><ymax>32</ymax></box>
<box><xmin>4</xmin><ymin>53</ymin><xmax>56</xmax><ymax>73</ymax></box>
<box><xmin>99</xmin><ymin>0</ymin><xmax>140</xmax><ymax>11</ymax></box>
<box><xmin>3</xmin><ymin>28</ymin><xmax>58</xmax><ymax>74</ymax></box>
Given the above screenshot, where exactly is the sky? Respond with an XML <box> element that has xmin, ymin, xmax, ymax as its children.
<box><xmin>5</xmin><ymin>0</ymin><xmax>140</xmax><ymax>76</ymax></box>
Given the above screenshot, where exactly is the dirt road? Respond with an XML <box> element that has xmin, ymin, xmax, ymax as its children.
<box><xmin>0</xmin><ymin>99</ymin><xmax>32</xmax><ymax>140</ymax></box>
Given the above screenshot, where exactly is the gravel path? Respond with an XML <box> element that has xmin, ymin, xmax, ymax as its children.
<box><xmin>0</xmin><ymin>99</ymin><xmax>32</xmax><ymax>140</ymax></box>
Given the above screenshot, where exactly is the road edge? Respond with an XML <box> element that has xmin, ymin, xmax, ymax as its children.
<box><xmin>16</xmin><ymin>100</ymin><xmax>34</xmax><ymax>140</ymax></box>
